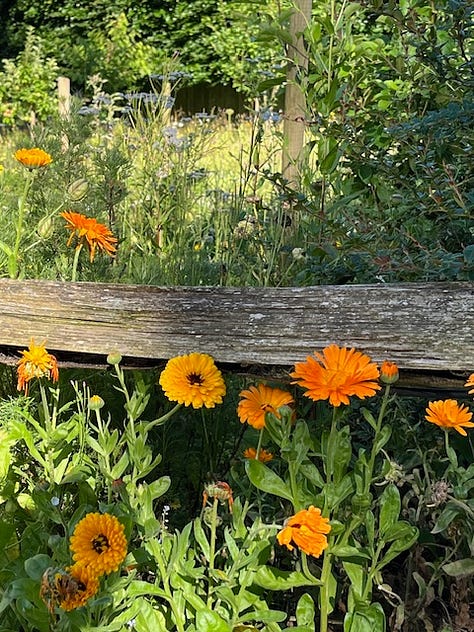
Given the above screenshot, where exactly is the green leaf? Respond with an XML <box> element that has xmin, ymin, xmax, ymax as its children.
<box><xmin>431</xmin><ymin>501</ymin><xmax>462</xmax><ymax>534</ymax></box>
<box><xmin>379</xmin><ymin>484</ymin><xmax>400</xmax><ymax>538</ymax></box>
<box><xmin>442</xmin><ymin>558</ymin><xmax>474</xmax><ymax>577</ymax></box>
<box><xmin>193</xmin><ymin>518</ymin><xmax>210</xmax><ymax>561</ymax></box>
<box><xmin>361</xmin><ymin>408</ymin><xmax>377</xmax><ymax>431</ymax></box>
<box><xmin>344</xmin><ymin>603</ymin><xmax>386</xmax><ymax>632</ymax></box>
<box><xmin>378</xmin><ymin>525</ymin><xmax>418</xmax><ymax>568</ymax></box>
<box><xmin>296</xmin><ymin>593</ymin><xmax>315</xmax><ymax>629</ymax></box>
<box><xmin>110</xmin><ymin>452</ymin><xmax>129</xmax><ymax>479</ymax></box>
<box><xmin>242</xmin><ymin>609</ymin><xmax>287</xmax><ymax>623</ymax></box>
<box><xmin>135</xmin><ymin>600</ymin><xmax>168</xmax><ymax>632</ymax></box>
<box><xmin>24</xmin><ymin>554</ymin><xmax>52</xmax><ymax>580</ymax></box>
<box><xmin>374</xmin><ymin>425</ymin><xmax>392</xmax><ymax>454</ymax></box>
<box><xmin>332</xmin><ymin>545</ymin><xmax>371</xmax><ymax>560</ymax></box>
<box><xmin>299</xmin><ymin>462</ymin><xmax>324</xmax><ymax>490</ymax></box>
<box><xmin>147</xmin><ymin>476</ymin><xmax>171</xmax><ymax>500</ymax></box>
<box><xmin>253</xmin><ymin>566</ymin><xmax>316</xmax><ymax>590</ymax></box>
<box><xmin>195</xmin><ymin>609</ymin><xmax>232</xmax><ymax>632</ymax></box>
<box><xmin>245</xmin><ymin>459</ymin><xmax>293</xmax><ymax>501</ymax></box>
<box><xmin>343</xmin><ymin>561</ymin><xmax>366</xmax><ymax>600</ymax></box>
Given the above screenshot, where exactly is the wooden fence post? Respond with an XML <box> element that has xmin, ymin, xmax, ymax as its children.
<box><xmin>57</xmin><ymin>76</ymin><xmax>71</xmax><ymax>151</ymax></box>
<box><xmin>57</xmin><ymin>76</ymin><xmax>71</xmax><ymax>119</ymax></box>
<box><xmin>282</xmin><ymin>0</ymin><xmax>313</xmax><ymax>196</ymax></box>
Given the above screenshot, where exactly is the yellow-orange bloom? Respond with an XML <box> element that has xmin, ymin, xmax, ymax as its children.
<box><xmin>380</xmin><ymin>360</ymin><xmax>399</xmax><ymax>384</ymax></box>
<box><xmin>290</xmin><ymin>344</ymin><xmax>381</xmax><ymax>407</ymax></box>
<box><xmin>40</xmin><ymin>565</ymin><xmax>99</xmax><ymax>613</ymax></box>
<box><xmin>425</xmin><ymin>399</ymin><xmax>474</xmax><ymax>437</ymax></box>
<box><xmin>237</xmin><ymin>383</ymin><xmax>294</xmax><ymax>430</ymax></box>
<box><xmin>159</xmin><ymin>352</ymin><xmax>226</xmax><ymax>408</ymax></box>
<box><xmin>465</xmin><ymin>373</ymin><xmax>474</xmax><ymax>395</ymax></box>
<box><xmin>277</xmin><ymin>505</ymin><xmax>331</xmax><ymax>558</ymax></box>
<box><xmin>14</xmin><ymin>147</ymin><xmax>52</xmax><ymax>168</ymax></box>
<box><xmin>59</xmin><ymin>565</ymin><xmax>100</xmax><ymax>611</ymax></box>
<box><xmin>70</xmin><ymin>512</ymin><xmax>127</xmax><ymax>576</ymax></box>
<box><xmin>61</xmin><ymin>211</ymin><xmax>117</xmax><ymax>262</ymax></box>
<box><xmin>17</xmin><ymin>339</ymin><xmax>59</xmax><ymax>394</ymax></box>
<box><xmin>243</xmin><ymin>447</ymin><xmax>274</xmax><ymax>462</ymax></box>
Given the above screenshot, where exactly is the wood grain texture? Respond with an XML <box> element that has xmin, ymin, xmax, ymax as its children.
<box><xmin>0</xmin><ymin>279</ymin><xmax>473</xmax><ymax>371</ymax></box>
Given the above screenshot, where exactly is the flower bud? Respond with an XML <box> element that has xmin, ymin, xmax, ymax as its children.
<box><xmin>37</xmin><ymin>216</ymin><xmax>54</xmax><ymax>239</ymax></box>
<box><xmin>107</xmin><ymin>351</ymin><xmax>122</xmax><ymax>365</ymax></box>
<box><xmin>380</xmin><ymin>361</ymin><xmax>399</xmax><ymax>384</ymax></box>
<box><xmin>89</xmin><ymin>394</ymin><xmax>105</xmax><ymax>410</ymax></box>
<box><xmin>67</xmin><ymin>178</ymin><xmax>89</xmax><ymax>201</ymax></box>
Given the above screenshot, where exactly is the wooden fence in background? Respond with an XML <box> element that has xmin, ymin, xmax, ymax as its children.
<box><xmin>0</xmin><ymin>279</ymin><xmax>473</xmax><ymax>395</ymax></box>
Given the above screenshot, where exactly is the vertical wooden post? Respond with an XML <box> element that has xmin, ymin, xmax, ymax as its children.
<box><xmin>282</xmin><ymin>0</ymin><xmax>313</xmax><ymax>192</ymax></box>
<box><xmin>58</xmin><ymin>76</ymin><xmax>71</xmax><ymax>119</ymax></box>
<box><xmin>58</xmin><ymin>76</ymin><xmax>70</xmax><ymax>151</ymax></box>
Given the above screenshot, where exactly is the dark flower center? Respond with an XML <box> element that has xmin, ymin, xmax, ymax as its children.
<box><xmin>92</xmin><ymin>533</ymin><xmax>110</xmax><ymax>554</ymax></box>
<box><xmin>187</xmin><ymin>372</ymin><xmax>204</xmax><ymax>386</ymax></box>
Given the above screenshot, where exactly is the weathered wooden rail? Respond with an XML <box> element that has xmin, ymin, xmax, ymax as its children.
<box><xmin>0</xmin><ymin>279</ymin><xmax>473</xmax><ymax>393</ymax></box>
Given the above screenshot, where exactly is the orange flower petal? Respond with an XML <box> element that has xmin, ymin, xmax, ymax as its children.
<box><xmin>237</xmin><ymin>383</ymin><xmax>294</xmax><ymax>429</ymax></box>
<box><xmin>291</xmin><ymin>344</ymin><xmax>381</xmax><ymax>406</ymax></box>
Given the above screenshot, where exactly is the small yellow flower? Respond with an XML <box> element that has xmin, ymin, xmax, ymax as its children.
<box><xmin>425</xmin><ymin>399</ymin><xmax>474</xmax><ymax>436</ymax></box>
<box><xmin>277</xmin><ymin>506</ymin><xmax>331</xmax><ymax>558</ymax></box>
<box><xmin>70</xmin><ymin>512</ymin><xmax>127</xmax><ymax>576</ymax></box>
<box><xmin>243</xmin><ymin>447</ymin><xmax>274</xmax><ymax>462</ymax></box>
<box><xmin>17</xmin><ymin>339</ymin><xmax>59</xmax><ymax>395</ymax></box>
<box><xmin>237</xmin><ymin>384</ymin><xmax>294</xmax><ymax>430</ymax></box>
<box><xmin>14</xmin><ymin>147</ymin><xmax>52</xmax><ymax>168</ymax></box>
<box><xmin>159</xmin><ymin>353</ymin><xmax>226</xmax><ymax>408</ymax></box>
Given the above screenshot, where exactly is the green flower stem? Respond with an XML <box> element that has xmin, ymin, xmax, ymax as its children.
<box><xmin>201</xmin><ymin>408</ymin><xmax>214</xmax><ymax>474</ymax></box>
<box><xmin>95</xmin><ymin>408</ymin><xmax>113</xmax><ymax>504</ymax></box>
<box><xmin>366</xmin><ymin>384</ymin><xmax>391</xmax><ymax>492</ymax></box>
<box><xmin>11</xmin><ymin>170</ymin><xmax>34</xmax><ymax>278</ymax></box>
<box><xmin>39</xmin><ymin>383</ymin><xmax>51</xmax><ymax>428</ymax></box>
<box><xmin>255</xmin><ymin>427</ymin><xmax>264</xmax><ymax>460</ymax></box>
<box><xmin>319</xmin><ymin>544</ymin><xmax>334</xmax><ymax>632</ymax></box>
<box><xmin>360</xmin><ymin>540</ymin><xmax>385</xmax><ymax>603</ymax></box>
<box><xmin>301</xmin><ymin>551</ymin><xmax>322</xmax><ymax>585</ymax></box>
<box><xmin>207</xmin><ymin>496</ymin><xmax>220</xmax><ymax>607</ymax></box>
<box><xmin>289</xmin><ymin>459</ymin><xmax>301</xmax><ymax>512</ymax></box>
<box><xmin>326</xmin><ymin>406</ymin><xmax>339</xmax><ymax>486</ymax></box>
<box><xmin>71</xmin><ymin>243</ymin><xmax>83</xmax><ymax>282</ymax></box>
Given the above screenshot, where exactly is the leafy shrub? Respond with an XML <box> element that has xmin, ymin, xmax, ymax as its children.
<box><xmin>0</xmin><ymin>27</ymin><xmax>59</xmax><ymax>125</ymax></box>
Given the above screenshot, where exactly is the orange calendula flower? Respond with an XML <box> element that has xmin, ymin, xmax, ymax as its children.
<box><xmin>465</xmin><ymin>373</ymin><xmax>474</xmax><ymax>395</ymax></box>
<box><xmin>70</xmin><ymin>512</ymin><xmax>127</xmax><ymax>576</ymax></box>
<box><xmin>425</xmin><ymin>399</ymin><xmax>474</xmax><ymax>436</ymax></box>
<box><xmin>277</xmin><ymin>505</ymin><xmax>331</xmax><ymax>558</ymax></box>
<box><xmin>380</xmin><ymin>360</ymin><xmax>399</xmax><ymax>385</ymax></box>
<box><xmin>40</xmin><ymin>565</ymin><xmax>99</xmax><ymax>613</ymax></box>
<box><xmin>17</xmin><ymin>339</ymin><xmax>59</xmax><ymax>394</ymax></box>
<box><xmin>243</xmin><ymin>447</ymin><xmax>274</xmax><ymax>462</ymax></box>
<box><xmin>159</xmin><ymin>352</ymin><xmax>226</xmax><ymax>408</ymax></box>
<box><xmin>237</xmin><ymin>383</ymin><xmax>294</xmax><ymax>430</ymax></box>
<box><xmin>14</xmin><ymin>147</ymin><xmax>53</xmax><ymax>168</ymax></box>
<box><xmin>61</xmin><ymin>211</ymin><xmax>117</xmax><ymax>262</ymax></box>
<box><xmin>290</xmin><ymin>344</ymin><xmax>381</xmax><ymax>407</ymax></box>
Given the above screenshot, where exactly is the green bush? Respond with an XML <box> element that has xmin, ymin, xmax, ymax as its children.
<box><xmin>0</xmin><ymin>27</ymin><xmax>59</xmax><ymax>125</ymax></box>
